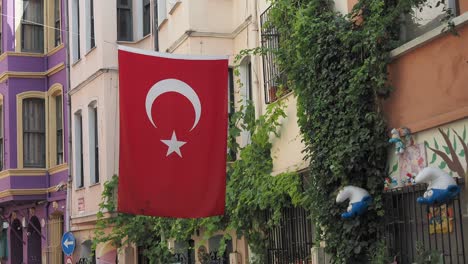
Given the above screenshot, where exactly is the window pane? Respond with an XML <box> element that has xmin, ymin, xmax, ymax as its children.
<box><xmin>55</xmin><ymin>0</ymin><xmax>61</xmax><ymax>46</ymax></box>
<box><xmin>56</xmin><ymin>95</ymin><xmax>63</xmax><ymax>129</ymax></box>
<box><xmin>94</xmin><ymin>108</ymin><xmax>99</xmax><ymax>183</ymax></box>
<box><xmin>90</xmin><ymin>0</ymin><xmax>95</xmax><ymax>48</ymax></box>
<box><xmin>22</xmin><ymin>0</ymin><xmax>44</xmax><ymax>52</ymax></box>
<box><xmin>117</xmin><ymin>8</ymin><xmax>133</xmax><ymax>41</ymax></box>
<box><xmin>56</xmin><ymin>95</ymin><xmax>63</xmax><ymax>165</ymax></box>
<box><xmin>23</xmin><ymin>98</ymin><xmax>46</xmax><ymax>168</ymax></box>
<box><xmin>22</xmin><ymin>24</ymin><xmax>44</xmax><ymax>53</ymax></box>
<box><xmin>143</xmin><ymin>1</ymin><xmax>151</xmax><ymax>36</ymax></box>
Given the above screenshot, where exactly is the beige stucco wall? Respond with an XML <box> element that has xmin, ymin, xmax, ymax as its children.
<box><xmin>70</xmin><ymin>72</ymin><xmax>119</xmax><ymax>217</ymax></box>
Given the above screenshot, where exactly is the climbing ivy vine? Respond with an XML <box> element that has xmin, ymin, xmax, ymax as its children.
<box><xmin>94</xmin><ymin>95</ymin><xmax>305</xmax><ymax>263</ymax></box>
<box><xmin>94</xmin><ymin>0</ymin><xmax>458</xmax><ymax>262</ymax></box>
<box><xmin>266</xmin><ymin>0</ymin><xmax>455</xmax><ymax>263</ymax></box>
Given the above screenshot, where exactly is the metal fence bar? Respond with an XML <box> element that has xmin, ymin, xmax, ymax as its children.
<box><xmin>383</xmin><ymin>180</ymin><xmax>466</xmax><ymax>264</ymax></box>
<box><xmin>265</xmin><ymin>207</ymin><xmax>314</xmax><ymax>264</ymax></box>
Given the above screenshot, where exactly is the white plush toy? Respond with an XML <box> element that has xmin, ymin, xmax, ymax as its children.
<box><xmin>336</xmin><ymin>186</ymin><xmax>372</xmax><ymax>219</ymax></box>
<box><xmin>415</xmin><ymin>167</ymin><xmax>460</xmax><ymax>204</ymax></box>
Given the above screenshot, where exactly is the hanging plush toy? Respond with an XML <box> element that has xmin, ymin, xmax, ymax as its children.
<box><xmin>336</xmin><ymin>186</ymin><xmax>372</xmax><ymax>219</ymax></box>
<box><xmin>389</xmin><ymin>128</ymin><xmax>405</xmax><ymax>154</ymax></box>
<box><xmin>415</xmin><ymin>167</ymin><xmax>460</xmax><ymax>205</ymax></box>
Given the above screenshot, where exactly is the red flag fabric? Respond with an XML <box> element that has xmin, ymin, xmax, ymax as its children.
<box><xmin>118</xmin><ymin>46</ymin><xmax>228</xmax><ymax>218</ymax></box>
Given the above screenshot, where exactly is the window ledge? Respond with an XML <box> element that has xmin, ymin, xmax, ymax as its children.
<box><xmin>89</xmin><ymin>182</ymin><xmax>101</xmax><ymax>188</ymax></box>
<box><xmin>75</xmin><ymin>186</ymin><xmax>86</xmax><ymax>191</ymax></box>
<box><xmin>159</xmin><ymin>18</ymin><xmax>168</xmax><ymax>28</ymax></box>
<box><xmin>270</xmin><ymin>90</ymin><xmax>294</xmax><ymax>104</ymax></box>
<box><xmin>72</xmin><ymin>58</ymin><xmax>82</xmax><ymax>67</ymax></box>
<box><xmin>168</xmin><ymin>1</ymin><xmax>182</xmax><ymax>15</ymax></box>
<box><xmin>390</xmin><ymin>12</ymin><xmax>468</xmax><ymax>59</ymax></box>
<box><xmin>117</xmin><ymin>34</ymin><xmax>151</xmax><ymax>45</ymax></box>
<box><xmin>84</xmin><ymin>46</ymin><xmax>97</xmax><ymax>57</ymax></box>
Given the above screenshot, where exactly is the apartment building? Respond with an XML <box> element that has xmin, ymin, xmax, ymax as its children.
<box><xmin>65</xmin><ymin>0</ymin><xmax>310</xmax><ymax>263</ymax></box>
<box><xmin>68</xmin><ymin>0</ymin><xmax>156</xmax><ymax>262</ymax></box>
<box><xmin>0</xmin><ymin>0</ymin><xmax>69</xmax><ymax>263</ymax></box>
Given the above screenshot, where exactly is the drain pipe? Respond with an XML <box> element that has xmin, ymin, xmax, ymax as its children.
<box><xmin>64</xmin><ymin>0</ymin><xmax>73</xmax><ymax>232</ymax></box>
<box><xmin>153</xmin><ymin>0</ymin><xmax>159</xmax><ymax>51</ymax></box>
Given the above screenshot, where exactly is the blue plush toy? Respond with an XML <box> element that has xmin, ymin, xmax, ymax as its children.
<box><xmin>415</xmin><ymin>167</ymin><xmax>460</xmax><ymax>205</ymax></box>
<box><xmin>336</xmin><ymin>186</ymin><xmax>372</xmax><ymax>219</ymax></box>
<box><xmin>389</xmin><ymin>128</ymin><xmax>405</xmax><ymax>154</ymax></box>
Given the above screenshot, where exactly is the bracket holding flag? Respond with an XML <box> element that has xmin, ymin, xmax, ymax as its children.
<box><xmin>117</xmin><ymin>46</ymin><xmax>229</xmax><ymax>218</ymax></box>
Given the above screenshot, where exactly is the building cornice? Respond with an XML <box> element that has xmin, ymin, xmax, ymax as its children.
<box><xmin>0</xmin><ymin>44</ymin><xmax>65</xmax><ymax>63</ymax></box>
<box><xmin>166</xmin><ymin>15</ymin><xmax>253</xmax><ymax>53</ymax></box>
<box><xmin>48</xmin><ymin>163</ymin><xmax>69</xmax><ymax>175</ymax></box>
<box><xmin>0</xmin><ymin>169</ymin><xmax>47</xmax><ymax>179</ymax></box>
<box><xmin>0</xmin><ymin>165</ymin><xmax>68</xmax><ymax>179</ymax></box>
<box><xmin>0</xmin><ymin>63</ymin><xmax>65</xmax><ymax>83</ymax></box>
<box><xmin>69</xmin><ymin>67</ymin><xmax>118</xmax><ymax>95</ymax></box>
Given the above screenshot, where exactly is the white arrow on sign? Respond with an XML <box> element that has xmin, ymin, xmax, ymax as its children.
<box><xmin>63</xmin><ymin>238</ymin><xmax>74</xmax><ymax>248</ymax></box>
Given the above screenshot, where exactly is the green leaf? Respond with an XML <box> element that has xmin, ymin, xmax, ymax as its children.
<box><xmin>424</xmin><ymin>141</ymin><xmax>429</xmax><ymax>148</ymax></box>
<box><xmin>463</xmin><ymin>125</ymin><xmax>466</xmax><ymax>141</ymax></box>
<box><xmin>439</xmin><ymin>161</ymin><xmax>447</xmax><ymax>169</ymax></box>
<box><xmin>459</xmin><ymin>149</ymin><xmax>465</xmax><ymax>157</ymax></box>
<box><xmin>447</xmin><ymin>129</ymin><xmax>451</xmax><ymax>138</ymax></box>
<box><xmin>434</xmin><ymin>138</ymin><xmax>439</xmax><ymax>150</ymax></box>
<box><xmin>388</xmin><ymin>162</ymin><xmax>398</xmax><ymax>175</ymax></box>
<box><xmin>443</xmin><ymin>146</ymin><xmax>450</xmax><ymax>154</ymax></box>
<box><xmin>453</xmin><ymin>135</ymin><xmax>457</xmax><ymax>151</ymax></box>
<box><xmin>429</xmin><ymin>153</ymin><xmax>437</xmax><ymax>164</ymax></box>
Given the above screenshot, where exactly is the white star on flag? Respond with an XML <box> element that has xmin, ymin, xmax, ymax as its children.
<box><xmin>161</xmin><ymin>131</ymin><xmax>187</xmax><ymax>157</ymax></box>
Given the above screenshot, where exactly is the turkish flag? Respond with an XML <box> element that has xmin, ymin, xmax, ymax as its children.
<box><xmin>118</xmin><ymin>46</ymin><xmax>228</xmax><ymax>218</ymax></box>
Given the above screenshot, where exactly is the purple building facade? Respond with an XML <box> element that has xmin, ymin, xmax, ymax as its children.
<box><xmin>0</xmin><ymin>0</ymin><xmax>69</xmax><ymax>263</ymax></box>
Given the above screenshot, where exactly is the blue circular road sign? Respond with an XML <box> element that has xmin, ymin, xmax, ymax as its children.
<box><xmin>61</xmin><ymin>232</ymin><xmax>76</xmax><ymax>256</ymax></box>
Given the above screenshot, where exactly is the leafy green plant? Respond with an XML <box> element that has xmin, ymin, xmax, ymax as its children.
<box><xmin>94</xmin><ymin>98</ymin><xmax>305</xmax><ymax>263</ymax></box>
<box><xmin>369</xmin><ymin>239</ymin><xmax>392</xmax><ymax>264</ymax></box>
<box><xmin>415</xmin><ymin>241</ymin><xmax>443</xmax><ymax>264</ymax></box>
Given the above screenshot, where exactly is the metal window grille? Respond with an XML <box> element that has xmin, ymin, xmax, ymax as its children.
<box><xmin>383</xmin><ymin>179</ymin><xmax>467</xmax><ymax>264</ymax></box>
<box><xmin>260</xmin><ymin>6</ymin><xmax>288</xmax><ymax>104</ymax></box>
<box><xmin>265</xmin><ymin>207</ymin><xmax>315</xmax><ymax>264</ymax></box>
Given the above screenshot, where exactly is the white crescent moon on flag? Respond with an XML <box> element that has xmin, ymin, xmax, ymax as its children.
<box><xmin>145</xmin><ymin>79</ymin><xmax>202</xmax><ymax>131</ymax></box>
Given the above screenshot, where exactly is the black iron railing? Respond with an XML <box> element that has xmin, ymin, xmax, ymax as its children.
<box><xmin>265</xmin><ymin>207</ymin><xmax>315</xmax><ymax>264</ymax></box>
<box><xmin>383</xmin><ymin>179</ymin><xmax>467</xmax><ymax>264</ymax></box>
<box><xmin>260</xmin><ymin>6</ymin><xmax>288</xmax><ymax>104</ymax></box>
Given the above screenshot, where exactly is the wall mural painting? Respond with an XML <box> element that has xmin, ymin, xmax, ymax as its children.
<box><xmin>424</xmin><ymin>126</ymin><xmax>467</xmax><ymax>180</ymax></box>
<box><xmin>385</xmin><ymin>124</ymin><xmax>468</xmax><ymax>191</ymax></box>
